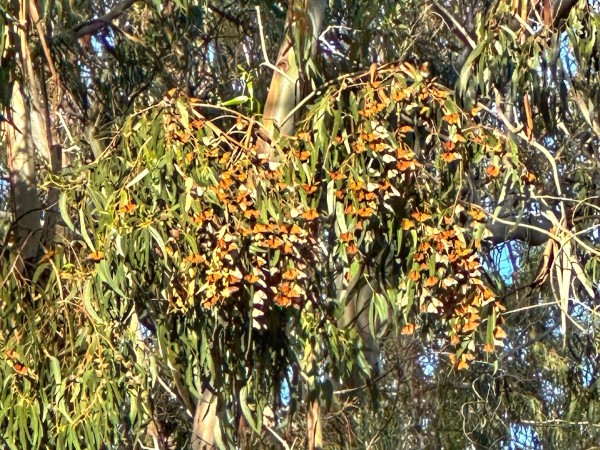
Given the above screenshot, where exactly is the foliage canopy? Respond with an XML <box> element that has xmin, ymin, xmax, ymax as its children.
<box><xmin>0</xmin><ymin>0</ymin><xmax>599</xmax><ymax>448</ymax></box>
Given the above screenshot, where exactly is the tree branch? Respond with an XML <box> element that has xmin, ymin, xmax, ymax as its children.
<box><xmin>74</xmin><ymin>0</ymin><xmax>139</xmax><ymax>38</ymax></box>
<box><xmin>486</xmin><ymin>215</ymin><xmax>553</xmax><ymax>247</ymax></box>
<box><xmin>207</xmin><ymin>4</ymin><xmax>255</xmax><ymax>32</ymax></box>
<box><xmin>430</xmin><ymin>1</ymin><xmax>476</xmax><ymax>50</ymax></box>
<box><xmin>552</xmin><ymin>0</ymin><xmax>580</xmax><ymax>25</ymax></box>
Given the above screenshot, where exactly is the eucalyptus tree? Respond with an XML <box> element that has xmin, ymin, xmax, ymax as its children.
<box><xmin>0</xmin><ymin>1</ymin><xmax>598</xmax><ymax>449</ymax></box>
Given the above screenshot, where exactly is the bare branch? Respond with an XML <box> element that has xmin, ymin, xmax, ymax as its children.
<box><xmin>486</xmin><ymin>215</ymin><xmax>553</xmax><ymax>246</ymax></box>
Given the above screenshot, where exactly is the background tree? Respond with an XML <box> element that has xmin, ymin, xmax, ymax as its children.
<box><xmin>0</xmin><ymin>0</ymin><xmax>598</xmax><ymax>449</ymax></box>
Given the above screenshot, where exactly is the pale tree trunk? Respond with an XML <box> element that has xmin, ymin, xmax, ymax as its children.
<box><xmin>191</xmin><ymin>389</ymin><xmax>218</xmax><ymax>450</ymax></box>
<box><xmin>5</xmin><ymin>82</ymin><xmax>42</xmax><ymax>264</ymax></box>
<box><xmin>257</xmin><ymin>0</ymin><xmax>326</xmax><ymax>161</ymax></box>
<box><xmin>305</xmin><ymin>348</ymin><xmax>323</xmax><ymax>450</ymax></box>
<box><xmin>4</xmin><ymin>0</ymin><xmax>53</xmax><ymax>270</ymax></box>
<box><xmin>192</xmin><ymin>0</ymin><xmax>327</xmax><ymax>448</ymax></box>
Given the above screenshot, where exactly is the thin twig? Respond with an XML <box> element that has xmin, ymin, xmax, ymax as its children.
<box><xmin>265</xmin><ymin>424</ymin><xmax>291</xmax><ymax>450</ymax></box>
<box><xmin>255</xmin><ymin>5</ymin><xmax>271</xmax><ymax>66</ymax></box>
<box><xmin>518</xmin><ymin>419</ymin><xmax>600</xmax><ymax>428</ymax></box>
<box><xmin>504</xmin><ymin>300</ymin><xmax>559</xmax><ymax>315</ymax></box>
<box><xmin>254</xmin><ymin>5</ymin><xmax>296</xmax><ymax>84</ymax></box>
<box><xmin>28</xmin><ymin>0</ymin><xmax>58</xmax><ymax>81</ymax></box>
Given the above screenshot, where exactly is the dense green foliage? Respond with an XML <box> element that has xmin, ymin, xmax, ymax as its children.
<box><xmin>0</xmin><ymin>0</ymin><xmax>599</xmax><ymax>448</ymax></box>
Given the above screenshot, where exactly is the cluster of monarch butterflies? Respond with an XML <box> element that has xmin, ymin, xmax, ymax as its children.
<box><xmin>83</xmin><ymin>63</ymin><xmax>525</xmax><ymax>366</ymax></box>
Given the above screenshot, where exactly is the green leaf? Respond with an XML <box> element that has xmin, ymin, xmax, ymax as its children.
<box><xmin>79</xmin><ymin>209</ymin><xmax>95</xmax><ymax>251</ymax></box>
<box><xmin>97</xmin><ymin>260</ymin><xmax>127</xmax><ymax>298</ymax></box>
<box><xmin>147</xmin><ymin>226</ymin><xmax>167</xmax><ymax>262</ymax></box>
<box><xmin>457</xmin><ymin>39</ymin><xmax>487</xmax><ymax>97</ymax></box>
<box><xmin>240</xmin><ymin>384</ymin><xmax>260</xmax><ymax>433</ymax></box>
<box><xmin>59</xmin><ymin>194</ymin><xmax>75</xmax><ymax>232</ymax></box>
<box><xmin>125</xmin><ymin>168</ymin><xmax>150</xmax><ymax>189</ymax></box>
<box><xmin>83</xmin><ymin>279</ymin><xmax>104</xmax><ymax>323</ymax></box>
<box><xmin>176</xmin><ymin>99</ymin><xmax>189</xmax><ymax>129</ymax></box>
<box><xmin>220</xmin><ymin>95</ymin><xmax>249</xmax><ymax>106</ymax></box>
<box><xmin>49</xmin><ymin>356</ymin><xmax>61</xmax><ymax>386</ymax></box>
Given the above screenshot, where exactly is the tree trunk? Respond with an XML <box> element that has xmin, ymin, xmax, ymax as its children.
<box><xmin>336</xmin><ymin>268</ymin><xmax>381</xmax><ymax>392</ymax></box>
<box><xmin>257</xmin><ymin>0</ymin><xmax>326</xmax><ymax>161</ymax></box>
<box><xmin>5</xmin><ymin>81</ymin><xmax>42</xmax><ymax>264</ymax></box>
<box><xmin>191</xmin><ymin>389</ymin><xmax>218</xmax><ymax>450</ymax></box>
<box><xmin>4</xmin><ymin>0</ymin><xmax>54</xmax><ymax>269</ymax></box>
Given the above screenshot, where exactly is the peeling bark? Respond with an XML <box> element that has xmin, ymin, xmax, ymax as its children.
<box><xmin>307</xmin><ymin>392</ymin><xmax>323</xmax><ymax>450</ymax></box>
